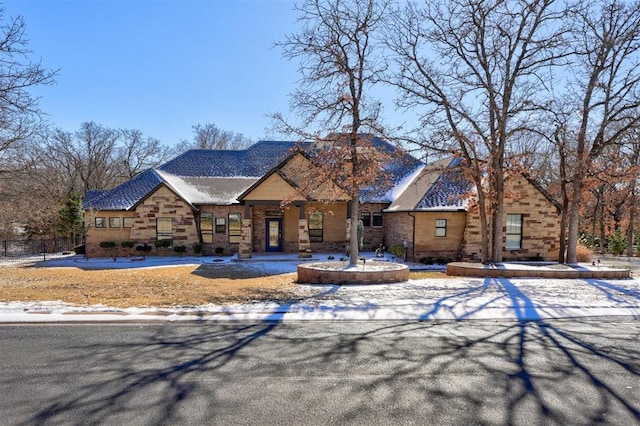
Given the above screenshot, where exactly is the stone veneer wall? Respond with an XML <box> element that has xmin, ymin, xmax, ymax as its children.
<box><xmin>126</xmin><ymin>186</ymin><xmax>199</xmax><ymax>255</ymax></box>
<box><xmin>462</xmin><ymin>174</ymin><xmax>560</xmax><ymax>261</ymax></box>
<box><xmin>238</xmin><ymin>218</ymin><xmax>253</xmax><ymax>259</ymax></box>
<box><xmin>298</xmin><ymin>219</ymin><xmax>311</xmax><ymax>257</ymax></box>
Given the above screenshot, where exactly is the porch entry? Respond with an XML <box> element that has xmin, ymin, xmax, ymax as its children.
<box><xmin>266</xmin><ymin>218</ymin><xmax>283</xmax><ymax>251</ymax></box>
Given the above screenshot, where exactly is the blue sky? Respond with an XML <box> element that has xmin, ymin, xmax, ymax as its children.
<box><xmin>3</xmin><ymin>0</ymin><xmax>312</xmax><ymax>145</ymax></box>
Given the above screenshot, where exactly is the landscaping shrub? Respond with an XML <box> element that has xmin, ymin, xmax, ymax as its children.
<box><xmin>136</xmin><ymin>244</ymin><xmax>152</xmax><ymax>253</ymax></box>
<box><xmin>215</xmin><ymin>247</ymin><xmax>224</xmax><ymax>255</ymax></box>
<box><xmin>575</xmin><ymin>244</ymin><xmax>593</xmax><ymax>263</ymax></box>
<box><xmin>387</xmin><ymin>243</ymin><xmax>406</xmax><ymax>258</ymax></box>
<box><xmin>154</xmin><ymin>239</ymin><xmax>171</xmax><ymax>249</ymax></box>
<box><xmin>73</xmin><ymin>244</ymin><xmax>86</xmax><ymax>255</ymax></box>
<box><xmin>420</xmin><ymin>257</ymin><xmax>433</xmax><ymax>265</ymax></box>
<box><xmin>193</xmin><ymin>244</ymin><xmax>203</xmax><ymax>255</ymax></box>
<box><xmin>99</xmin><ymin>241</ymin><xmax>116</xmax><ymax>249</ymax></box>
<box><xmin>121</xmin><ymin>241</ymin><xmax>135</xmax><ymax>248</ymax></box>
<box><xmin>174</xmin><ymin>245</ymin><xmax>187</xmax><ymax>254</ymax></box>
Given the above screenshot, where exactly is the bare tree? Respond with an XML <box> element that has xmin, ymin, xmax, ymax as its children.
<box><xmin>0</xmin><ymin>7</ymin><xmax>55</xmax><ymax>175</ymax></box>
<box><xmin>272</xmin><ymin>0</ymin><xmax>392</xmax><ymax>266</ymax></box>
<box><xmin>560</xmin><ymin>0</ymin><xmax>640</xmax><ymax>263</ymax></box>
<box><xmin>386</xmin><ymin>0</ymin><xmax>568</xmax><ymax>263</ymax></box>
<box><xmin>39</xmin><ymin>122</ymin><xmax>171</xmax><ymax>198</ymax></box>
<box><xmin>116</xmin><ymin>129</ymin><xmax>173</xmax><ymax>179</ymax></box>
<box><xmin>174</xmin><ymin>123</ymin><xmax>253</xmax><ymax>153</ymax></box>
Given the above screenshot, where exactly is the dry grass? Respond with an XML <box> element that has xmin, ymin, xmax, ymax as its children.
<box><xmin>0</xmin><ymin>263</ymin><xmax>300</xmax><ymax>308</ymax></box>
<box><xmin>0</xmin><ymin>262</ymin><xmax>446</xmax><ymax>308</ymax></box>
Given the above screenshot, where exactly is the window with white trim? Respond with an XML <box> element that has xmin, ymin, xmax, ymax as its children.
<box><xmin>435</xmin><ymin>219</ymin><xmax>447</xmax><ymax>237</ymax></box>
<box><xmin>506</xmin><ymin>214</ymin><xmax>523</xmax><ymax>250</ymax></box>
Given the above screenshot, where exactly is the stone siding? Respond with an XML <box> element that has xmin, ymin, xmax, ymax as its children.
<box><xmin>128</xmin><ymin>186</ymin><xmax>198</xmax><ymax>255</ymax></box>
<box><xmin>462</xmin><ymin>174</ymin><xmax>560</xmax><ymax>261</ymax></box>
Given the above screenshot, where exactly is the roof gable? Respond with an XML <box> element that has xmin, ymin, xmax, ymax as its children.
<box><xmin>386</xmin><ymin>156</ymin><xmax>473</xmax><ymax>211</ymax></box>
<box><xmin>82</xmin><ymin>169</ymin><xmax>164</xmax><ymax>211</ymax></box>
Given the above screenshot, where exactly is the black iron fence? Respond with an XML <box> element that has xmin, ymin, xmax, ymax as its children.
<box><xmin>0</xmin><ymin>238</ymin><xmax>77</xmax><ymax>262</ymax></box>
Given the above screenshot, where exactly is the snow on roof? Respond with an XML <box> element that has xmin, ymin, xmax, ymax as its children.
<box><xmin>385</xmin><ymin>157</ymin><xmax>472</xmax><ymax>212</ymax></box>
<box><xmin>156</xmin><ymin>170</ymin><xmax>258</xmax><ymax>205</ymax></box>
<box><xmin>385</xmin><ymin>164</ymin><xmax>426</xmax><ymax>205</ymax></box>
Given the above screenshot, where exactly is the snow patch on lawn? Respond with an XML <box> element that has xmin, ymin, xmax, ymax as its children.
<box><xmin>2</xmin><ymin>273</ymin><xmax>639</xmax><ymax>322</ymax></box>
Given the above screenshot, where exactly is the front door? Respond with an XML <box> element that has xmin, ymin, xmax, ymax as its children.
<box><xmin>266</xmin><ymin>218</ymin><xmax>283</xmax><ymax>252</ymax></box>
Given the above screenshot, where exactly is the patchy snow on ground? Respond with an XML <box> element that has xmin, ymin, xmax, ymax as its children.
<box><xmin>1</xmin><ymin>254</ymin><xmax>639</xmax><ymax>322</ymax></box>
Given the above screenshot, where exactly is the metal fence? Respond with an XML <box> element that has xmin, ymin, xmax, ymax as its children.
<box><xmin>0</xmin><ymin>238</ymin><xmax>77</xmax><ymax>262</ymax></box>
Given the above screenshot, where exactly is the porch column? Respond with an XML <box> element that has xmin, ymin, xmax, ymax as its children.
<box><xmin>238</xmin><ymin>218</ymin><xmax>253</xmax><ymax>259</ymax></box>
<box><xmin>345</xmin><ymin>218</ymin><xmax>351</xmax><ymax>243</ymax></box>
<box><xmin>298</xmin><ymin>218</ymin><xmax>312</xmax><ymax>258</ymax></box>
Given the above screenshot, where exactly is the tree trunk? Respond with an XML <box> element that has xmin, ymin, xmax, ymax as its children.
<box><xmin>349</xmin><ymin>194</ymin><xmax>360</xmax><ymax>266</ymax></box>
<box><xmin>627</xmin><ymin>186</ymin><xmax>636</xmax><ymax>257</ymax></box>
<box><xmin>490</xmin><ymin>156</ymin><xmax>504</xmax><ymax>263</ymax></box>
<box><xmin>566</xmin><ymin>177</ymin><xmax>584</xmax><ymax>264</ymax></box>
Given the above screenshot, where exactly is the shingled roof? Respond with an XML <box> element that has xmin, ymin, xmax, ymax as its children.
<box><xmin>82</xmin><ymin>137</ymin><xmax>435</xmax><ymax>211</ymax></box>
<box><xmin>83</xmin><ymin>169</ymin><xmax>164</xmax><ymax>211</ymax></box>
<box><xmin>83</xmin><ymin>141</ymin><xmax>301</xmax><ymax>211</ymax></box>
<box><xmin>386</xmin><ymin>156</ymin><xmax>473</xmax><ymax>211</ymax></box>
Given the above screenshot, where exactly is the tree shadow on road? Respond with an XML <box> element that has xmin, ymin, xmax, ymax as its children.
<box><xmin>6</xmin><ymin>278</ymin><xmax>640</xmax><ymax>425</ymax></box>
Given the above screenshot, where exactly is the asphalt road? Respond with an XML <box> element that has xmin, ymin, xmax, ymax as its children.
<box><xmin>1</xmin><ymin>319</ymin><xmax>639</xmax><ymax>426</ymax></box>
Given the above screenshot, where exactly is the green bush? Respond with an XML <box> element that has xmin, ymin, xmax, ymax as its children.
<box><xmin>608</xmin><ymin>229</ymin><xmax>627</xmax><ymax>255</ymax></box>
<box><xmin>154</xmin><ymin>239</ymin><xmax>171</xmax><ymax>248</ymax></box>
<box><xmin>136</xmin><ymin>244</ymin><xmax>152</xmax><ymax>253</ymax></box>
<box><xmin>214</xmin><ymin>247</ymin><xmax>224</xmax><ymax>255</ymax></box>
<box><xmin>192</xmin><ymin>244</ymin><xmax>203</xmax><ymax>255</ymax></box>
<box><xmin>121</xmin><ymin>241</ymin><xmax>135</xmax><ymax>248</ymax></box>
<box><xmin>387</xmin><ymin>243</ymin><xmax>406</xmax><ymax>258</ymax></box>
<box><xmin>173</xmin><ymin>245</ymin><xmax>187</xmax><ymax>254</ymax></box>
<box><xmin>99</xmin><ymin>241</ymin><xmax>116</xmax><ymax>249</ymax></box>
<box><xmin>74</xmin><ymin>244</ymin><xmax>86</xmax><ymax>255</ymax></box>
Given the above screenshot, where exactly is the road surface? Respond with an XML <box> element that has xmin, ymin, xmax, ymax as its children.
<box><xmin>1</xmin><ymin>319</ymin><xmax>639</xmax><ymax>425</ymax></box>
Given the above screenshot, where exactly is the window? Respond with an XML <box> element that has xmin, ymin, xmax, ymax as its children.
<box><xmin>200</xmin><ymin>213</ymin><xmax>213</xmax><ymax>243</ymax></box>
<box><xmin>228</xmin><ymin>213</ymin><xmax>242</xmax><ymax>243</ymax></box>
<box><xmin>360</xmin><ymin>212</ymin><xmax>371</xmax><ymax>227</ymax></box>
<box><xmin>308</xmin><ymin>211</ymin><xmax>323</xmax><ymax>242</ymax></box>
<box><xmin>506</xmin><ymin>214</ymin><xmax>523</xmax><ymax>250</ymax></box>
<box><xmin>156</xmin><ymin>217</ymin><xmax>173</xmax><ymax>243</ymax></box>
<box><xmin>95</xmin><ymin>217</ymin><xmax>106</xmax><ymax>228</ymax></box>
<box><xmin>123</xmin><ymin>217</ymin><xmax>134</xmax><ymax>228</ymax></box>
<box><xmin>215</xmin><ymin>217</ymin><xmax>226</xmax><ymax>233</ymax></box>
<box><xmin>435</xmin><ymin>219</ymin><xmax>447</xmax><ymax>237</ymax></box>
<box><xmin>372</xmin><ymin>212</ymin><xmax>383</xmax><ymax>227</ymax></box>
<box><xmin>109</xmin><ymin>217</ymin><xmax>120</xmax><ymax>228</ymax></box>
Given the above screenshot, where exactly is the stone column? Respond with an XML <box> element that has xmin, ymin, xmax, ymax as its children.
<box><xmin>238</xmin><ymin>218</ymin><xmax>253</xmax><ymax>259</ymax></box>
<box><xmin>345</xmin><ymin>218</ymin><xmax>351</xmax><ymax>242</ymax></box>
<box><xmin>298</xmin><ymin>218</ymin><xmax>312</xmax><ymax>258</ymax></box>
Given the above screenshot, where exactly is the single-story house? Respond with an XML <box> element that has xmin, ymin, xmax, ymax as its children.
<box><xmin>83</xmin><ymin>138</ymin><xmax>561</xmax><ymax>261</ymax></box>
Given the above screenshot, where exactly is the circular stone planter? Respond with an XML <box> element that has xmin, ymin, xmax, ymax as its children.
<box><xmin>297</xmin><ymin>261</ymin><xmax>409</xmax><ymax>284</ymax></box>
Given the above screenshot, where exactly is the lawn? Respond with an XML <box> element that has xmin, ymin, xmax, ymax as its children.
<box><xmin>0</xmin><ymin>262</ymin><xmax>445</xmax><ymax>308</ymax></box>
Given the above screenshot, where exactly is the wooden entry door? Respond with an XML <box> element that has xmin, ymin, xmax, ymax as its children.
<box><xmin>266</xmin><ymin>218</ymin><xmax>283</xmax><ymax>252</ymax></box>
